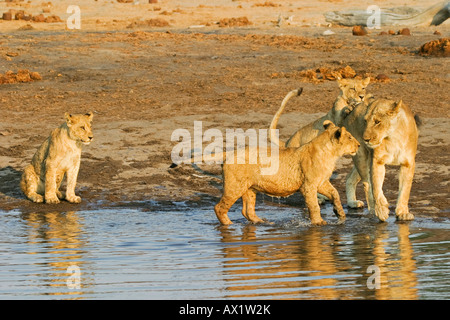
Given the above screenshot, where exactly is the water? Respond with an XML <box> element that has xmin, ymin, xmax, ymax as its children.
<box><xmin>0</xmin><ymin>202</ymin><xmax>449</xmax><ymax>300</ymax></box>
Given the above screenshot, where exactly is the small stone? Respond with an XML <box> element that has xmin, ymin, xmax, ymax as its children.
<box><xmin>322</xmin><ymin>30</ymin><xmax>335</xmax><ymax>36</ymax></box>
<box><xmin>375</xmin><ymin>74</ymin><xmax>390</xmax><ymax>82</ymax></box>
<box><xmin>352</xmin><ymin>25</ymin><xmax>367</xmax><ymax>36</ymax></box>
<box><xmin>2</xmin><ymin>12</ymin><xmax>12</xmax><ymax>20</ymax></box>
<box><xmin>32</xmin><ymin>14</ymin><xmax>45</xmax><ymax>22</ymax></box>
<box><xmin>397</xmin><ymin>28</ymin><xmax>411</xmax><ymax>36</ymax></box>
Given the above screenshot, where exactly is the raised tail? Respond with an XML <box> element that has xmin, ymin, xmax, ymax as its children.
<box><xmin>269</xmin><ymin>88</ymin><xmax>303</xmax><ymax>147</ymax></box>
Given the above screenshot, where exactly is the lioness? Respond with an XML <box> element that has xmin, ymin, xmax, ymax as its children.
<box><xmin>214</xmin><ymin>121</ymin><xmax>360</xmax><ymax>226</ymax></box>
<box><xmin>20</xmin><ymin>112</ymin><xmax>94</xmax><ymax>204</ymax></box>
<box><xmin>269</xmin><ymin>77</ymin><xmax>371</xmax><ymax>148</ymax></box>
<box><xmin>343</xmin><ymin>98</ymin><xmax>419</xmax><ymax>221</ymax></box>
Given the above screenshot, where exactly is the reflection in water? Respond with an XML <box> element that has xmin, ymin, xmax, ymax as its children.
<box><xmin>22</xmin><ymin>211</ymin><xmax>90</xmax><ymax>299</ymax></box>
<box><xmin>2</xmin><ymin>207</ymin><xmax>446</xmax><ymax>299</ymax></box>
<box><xmin>218</xmin><ymin>222</ymin><xmax>418</xmax><ymax>299</ymax></box>
<box><xmin>373</xmin><ymin>223</ymin><xmax>418</xmax><ymax>300</ymax></box>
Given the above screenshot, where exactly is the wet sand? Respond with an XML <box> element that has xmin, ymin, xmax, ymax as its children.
<box><xmin>0</xmin><ymin>0</ymin><xmax>449</xmax><ymax>219</ymax></box>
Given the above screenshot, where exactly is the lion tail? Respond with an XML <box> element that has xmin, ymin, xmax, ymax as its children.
<box><xmin>269</xmin><ymin>88</ymin><xmax>303</xmax><ymax>147</ymax></box>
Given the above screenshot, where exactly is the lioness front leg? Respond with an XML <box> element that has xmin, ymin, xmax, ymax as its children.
<box><xmin>396</xmin><ymin>161</ymin><xmax>415</xmax><ymax>221</ymax></box>
<box><xmin>65</xmin><ymin>165</ymin><xmax>81</xmax><ymax>203</ymax></box>
<box><xmin>370</xmin><ymin>161</ymin><xmax>389</xmax><ymax>222</ymax></box>
<box><xmin>303</xmin><ymin>187</ymin><xmax>326</xmax><ymax>225</ymax></box>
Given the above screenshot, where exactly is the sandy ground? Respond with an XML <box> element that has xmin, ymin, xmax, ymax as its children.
<box><xmin>0</xmin><ymin>0</ymin><xmax>449</xmax><ymax>218</ymax></box>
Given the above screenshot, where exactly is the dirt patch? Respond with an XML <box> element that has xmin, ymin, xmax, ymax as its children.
<box><xmin>271</xmin><ymin>65</ymin><xmax>358</xmax><ymax>82</ymax></box>
<box><xmin>127</xmin><ymin>18</ymin><xmax>170</xmax><ymax>28</ymax></box>
<box><xmin>0</xmin><ymin>70</ymin><xmax>42</xmax><ymax>84</ymax></box>
<box><xmin>218</xmin><ymin>16</ymin><xmax>252</xmax><ymax>28</ymax></box>
<box><xmin>419</xmin><ymin>38</ymin><xmax>450</xmax><ymax>57</ymax></box>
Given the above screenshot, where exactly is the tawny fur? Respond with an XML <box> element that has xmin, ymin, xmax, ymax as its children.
<box><xmin>343</xmin><ymin>98</ymin><xmax>419</xmax><ymax>221</ymax></box>
<box><xmin>214</xmin><ymin>121</ymin><xmax>360</xmax><ymax>226</ymax></box>
<box><xmin>20</xmin><ymin>112</ymin><xmax>94</xmax><ymax>204</ymax></box>
<box><xmin>270</xmin><ymin>77</ymin><xmax>371</xmax><ymax>148</ymax></box>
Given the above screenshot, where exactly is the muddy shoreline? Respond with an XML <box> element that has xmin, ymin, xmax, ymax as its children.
<box><xmin>0</xmin><ymin>2</ymin><xmax>449</xmax><ymax>219</ymax></box>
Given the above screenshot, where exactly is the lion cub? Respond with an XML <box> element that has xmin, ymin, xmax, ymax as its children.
<box><xmin>214</xmin><ymin>121</ymin><xmax>360</xmax><ymax>226</ymax></box>
<box><xmin>20</xmin><ymin>112</ymin><xmax>94</xmax><ymax>204</ymax></box>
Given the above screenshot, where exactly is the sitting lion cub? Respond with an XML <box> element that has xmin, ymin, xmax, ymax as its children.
<box><xmin>20</xmin><ymin>112</ymin><xmax>94</xmax><ymax>204</ymax></box>
<box><xmin>214</xmin><ymin>121</ymin><xmax>360</xmax><ymax>226</ymax></box>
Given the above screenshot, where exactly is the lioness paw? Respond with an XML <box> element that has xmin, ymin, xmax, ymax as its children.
<box><xmin>374</xmin><ymin>205</ymin><xmax>389</xmax><ymax>222</ymax></box>
<box><xmin>396</xmin><ymin>212</ymin><xmax>414</xmax><ymax>221</ymax></box>
<box><xmin>66</xmin><ymin>195</ymin><xmax>82</xmax><ymax>204</ymax></box>
<box><xmin>45</xmin><ymin>196</ymin><xmax>60</xmax><ymax>204</ymax></box>
<box><xmin>348</xmin><ymin>200</ymin><xmax>364</xmax><ymax>209</ymax></box>
<box><xmin>311</xmin><ymin>219</ymin><xmax>327</xmax><ymax>226</ymax></box>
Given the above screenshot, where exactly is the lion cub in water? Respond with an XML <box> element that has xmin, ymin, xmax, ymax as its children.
<box><xmin>214</xmin><ymin>121</ymin><xmax>360</xmax><ymax>226</ymax></box>
<box><xmin>20</xmin><ymin>112</ymin><xmax>94</xmax><ymax>204</ymax></box>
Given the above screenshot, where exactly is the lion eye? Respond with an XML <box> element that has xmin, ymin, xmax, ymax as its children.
<box><xmin>80</xmin><ymin>126</ymin><xmax>86</xmax><ymax>131</ymax></box>
<box><xmin>374</xmin><ymin>120</ymin><xmax>381</xmax><ymax>125</ymax></box>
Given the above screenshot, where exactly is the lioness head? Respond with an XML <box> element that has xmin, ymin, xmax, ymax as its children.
<box><xmin>65</xmin><ymin>112</ymin><xmax>94</xmax><ymax>145</ymax></box>
<box><xmin>362</xmin><ymin>99</ymin><xmax>404</xmax><ymax>149</ymax></box>
<box><xmin>338</xmin><ymin>77</ymin><xmax>370</xmax><ymax>105</ymax></box>
<box><xmin>323</xmin><ymin>120</ymin><xmax>360</xmax><ymax>156</ymax></box>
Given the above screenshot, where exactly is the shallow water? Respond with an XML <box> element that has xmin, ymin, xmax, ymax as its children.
<box><xmin>0</xmin><ymin>202</ymin><xmax>449</xmax><ymax>300</ymax></box>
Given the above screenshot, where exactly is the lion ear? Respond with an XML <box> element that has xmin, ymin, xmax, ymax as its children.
<box><xmin>337</xmin><ymin>77</ymin><xmax>346</xmax><ymax>88</ymax></box>
<box><xmin>334</xmin><ymin>128</ymin><xmax>342</xmax><ymax>140</ymax></box>
<box><xmin>388</xmin><ymin>100</ymin><xmax>403</xmax><ymax>115</ymax></box>
<box><xmin>65</xmin><ymin>112</ymin><xmax>73</xmax><ymax>127</ymax></box>
<box><xmin>363</xmin><ymin>77</ymin><xmax>371</xmax><ymax>86</ymax></box>
<box><xmin>85</xmin><ymin>111</ymin><xmax>94</xmax><ymax>121</ymax></box>
<box><xmin>323</xmin><ymin>120</ymin><xmax>335</xmax><ymax>130</ymax></box>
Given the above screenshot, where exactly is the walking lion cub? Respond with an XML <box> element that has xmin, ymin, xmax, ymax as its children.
<box><xmin>20</xmin><ymin>112</ymin><xmax>94</xmax><ymax>204</ymax></box>
<box><xmin>214</xmin><ymin>121</ymin><xmax>360</xmax><ymax>226</ymax></box>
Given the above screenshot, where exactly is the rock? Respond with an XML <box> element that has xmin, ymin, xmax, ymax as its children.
<box><xmin>32</xmin><ymin>14</ymin><xmax>45</xmax><ymax>22</ymax></box>
<box><xmin>149</xmin><ymin>0</ymin><xmax>158</xmax><ymax>3</ymax></box>
<box><xmin>0</xmin><ymin>70</ymin><xmax>42</xmax><ymax>84</ymax></box>
<box><xmin>45</xmin><ymin>15</ymin><xmax>62</xmax><ymax>23</ymax></box>
<box><xmin>352</xmin><ymin>25</ymin><xmax>367</xmax><ymax>36</ymax></box>
<box><xmin>339</xmin><ymin>65</ymin><xmax>357</xmax><ymax>78</ymax></box>
<box><xmin>14</xmin><ymin>10</ymin><xmax>25</xmax><ymax>20</ymax></box>
<box><xmin>322</xmin><ymin>30</ymin><xmax>335</xmax><ymax>35</ymax></box>
<box><xmin>379</xmin><ymin>31</ymin><xmax>388</xmax><ymax>35</ymax></box>
<box><xmin>2</xmin><ymin>12</ymin><xmax>12</xmax><ymax>20</ymax></box>
<box><xmin>30</xmin><ymin>72</ymin><xmax>42</xmax><ymax>81</ymax></box>
<box><xmin>397</xmin><ymin>28</ymin><xmax>411</xmax><ymax>35</ymax></box>
<box><xmin>218</xmin><ymin>17</ymin><xmax>252</xmax><ymax>27</ymax></box>
<box><xmin>419</xmin><ymin>38</ymin><xmax>450</xmax><ymax>57</ymax></box>
<box><xmin>375</xmin><ymin>74</ymin><xmax>390</xmax><ymax>82</ymax></box>
<box><xmin>434</xmin><ymin>30</ymin><xmax>442</xmax><ymax>35</ymax></box>
<box><xmin>388</xmin><ymin>29</ymin><xmax>396</xmax><ymax>35</ymax></box>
